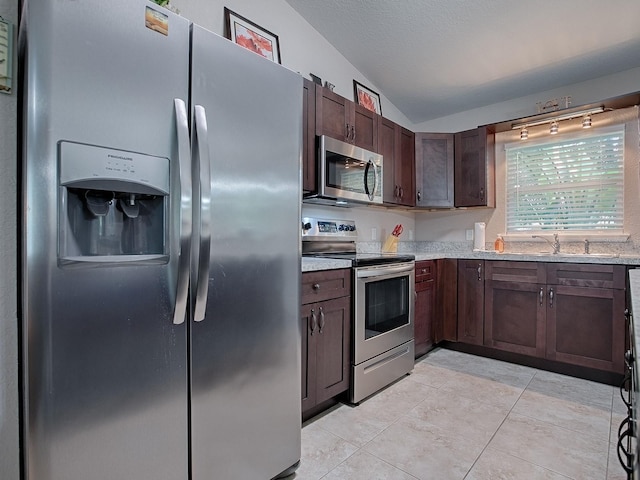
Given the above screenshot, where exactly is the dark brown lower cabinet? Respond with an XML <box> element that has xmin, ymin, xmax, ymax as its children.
<box><xmin>480</xmin><ymin>261</ymin><xmax>626</xmax><ymax>375</ymax></box>
<box><xmin>435</xmin><ymin>258</ymin><xmax>458</xmax><ymax>343</ymax></box>
<box><xmin>457</xmin><ymin>259</ymin><xmax>485</xmax><ymax>345</ymax></box>
<box><xmin>484</xmin><ymin>261</ymin><xmax>546</xmax><ymax>357</ymax></box>
<box><xmin>545</xmin><ymin>263</ymin><xmax>626</xmax><ymax>373</ymax></box>
<box><xmin>414</xmin><ymin>260</ymin><xmax>436</xmax><ymax>357</ymax></box>
<box><xmin>301</xmin><ymin>269</ymin><xmax>351</xmax><ymax>415</ymax></box>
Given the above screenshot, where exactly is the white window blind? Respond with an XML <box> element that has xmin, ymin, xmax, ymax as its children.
<box><xmin>505</xmin><ymin>127</ymin><xmax>624</xmax><ymax>233</ymax></box>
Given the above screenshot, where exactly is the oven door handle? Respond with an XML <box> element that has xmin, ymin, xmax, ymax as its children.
<box><xmin>356</xmin><ymin>263</ymin><xmax>415</xmax><ymax>279</ymax></box>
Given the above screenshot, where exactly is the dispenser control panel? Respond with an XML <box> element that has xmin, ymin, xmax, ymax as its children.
<box><xmin>59</xmin><ymin>141</ymin><xmax>169</xmax><ymax>195</ymax></box>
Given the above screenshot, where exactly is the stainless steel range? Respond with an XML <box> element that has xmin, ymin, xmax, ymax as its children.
<box><xmin>302</xmin><ymin>217</ymin><xmax>415</xmax><ymax>403</ymax></box>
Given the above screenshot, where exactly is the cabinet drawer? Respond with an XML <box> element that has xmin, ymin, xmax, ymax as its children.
<box><xmin>302</xmin><ymin>269</ymin><xmax>351</xmax><ymax>304</ymax></box>
<box><xmin>485</xmin><ymin>260</ymin><xmax>546</xmax><ymax>284</ymax></box>
<box><xmin>415</xmin><ymin>260</ymin><xmax>436</xmax><ymax>283</ymax></box>
<box><xmin>547</xmin><ymin>263</ymin><xmax>626</xmax><ymax>290</ymax></box>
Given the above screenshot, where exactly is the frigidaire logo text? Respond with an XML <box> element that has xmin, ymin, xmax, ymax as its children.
<box><xmin>108</xmin><ymin>154</ymin><xmax>134</xmax><ymax>161</ymax></box>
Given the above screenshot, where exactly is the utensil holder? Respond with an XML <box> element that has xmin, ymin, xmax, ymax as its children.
<box><xmin>382</xmin><ymin>235</ymin><xmax>398</xmax><ymax>253</ymax></box>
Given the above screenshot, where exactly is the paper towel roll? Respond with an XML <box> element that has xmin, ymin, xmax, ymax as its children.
<box><xmin>473</xmin><ymin>222</ymin><xmax>486</xmax><ymax>251</ymax></box>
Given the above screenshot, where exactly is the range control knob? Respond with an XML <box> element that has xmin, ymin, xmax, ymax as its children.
<box><xmin>302</xmin><ymin>222</ymin><xmax>312</xmax><ymax>231</ymax></box>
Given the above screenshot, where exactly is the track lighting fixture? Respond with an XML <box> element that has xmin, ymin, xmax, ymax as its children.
<box><xmin>511</xmin><ymin>106</ymin><xmax>604</xmax><ymax>137</ymax></box>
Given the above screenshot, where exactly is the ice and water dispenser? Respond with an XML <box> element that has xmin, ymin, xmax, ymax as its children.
<box><xmin>58</xmin><ymin>141</ymin><xmax>169</xmax><ymax>264</ymax></box>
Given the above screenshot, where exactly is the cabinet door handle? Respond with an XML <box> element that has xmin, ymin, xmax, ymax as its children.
<box><xmin>345</xmin><ymin>124</ymin><xmax>350</xmax><ymax>140</ymax></box>
<box><xmin>394</xmin><ymin>185</ymin><xmax>399</xmax><ymax>198</ymax></box>
<box><xmin>310</xmin><ymin>309</ymin><xmax>317</xmax><ymax>336</ymax></box>
<box><xmin>480</xmin><ymin>187</ymin><xmax>485</xmax><ymax>201</ymax></box>
<box><xmin>399</xmin><ymin>187</ymin><xmax>404</xmax><ymax>199</ymax></box>
<box><xmin>417</xmin><ymin>190</ymin><xmax>421</xmax><ymax>202</ymax></box>
<box><xmin>318</xmin><ymin>307</ymin><xmax>325</xmax><ymax>334</ymax></box>
<box><xmin>548</xmin><ymin>288</ymin><xmax>554</xmax><ymax>308</ymax></box>
<box><xmin>351</xmin><ymin>125</ymin><xmax>356</xmax><ymax>142</ymax></box>
<box><xmin>539</xmin><ymin>287</ymin><xmax>544</xmax><ymax>306</ymax></box>
<box><xmin>477</xmin><ymin>263</ymin><xmax>482</xmax><ymax>281</ymax></box>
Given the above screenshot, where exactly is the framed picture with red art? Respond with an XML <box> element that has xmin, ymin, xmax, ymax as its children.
<box><xmin>353</xmin><ymin>80</ymin><xmax>382</xmax><ymax>115</ymax></box>
<box><xmin>224</xmin><ymin>8</ymin><xmax>281</xmax><ymax>64</ymax></box>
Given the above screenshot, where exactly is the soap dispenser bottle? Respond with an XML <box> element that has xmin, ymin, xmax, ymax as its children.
<box><xmin>494</xmin><ymin>235</ymin><xmax>504</xmax><ymax>253</ymax></box>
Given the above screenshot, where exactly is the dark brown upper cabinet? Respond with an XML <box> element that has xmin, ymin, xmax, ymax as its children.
<box><xmin>415</xmin><ymin>133</ymin><xmax>454</xmax><ymax>208</ymax></box>
<box><xmin>315</xmin><ymin>85</ymin><xmax>377</xmax><ymax>152</ymax></box>
<box><xmin>454</xmin><ymin>126</ymin><xmax>495</xmax><ymax>207</ymax></box>
<box><xmin>379</xmin><ymin>116</ymin><xmax>415</xmax><ymax>207</ymax></box>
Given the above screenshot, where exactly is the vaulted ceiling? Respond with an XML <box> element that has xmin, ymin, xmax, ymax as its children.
<box><xmin>284</xmin><ymin>0</ymin><xmax>640</xmax><ymax>124</ymax></box>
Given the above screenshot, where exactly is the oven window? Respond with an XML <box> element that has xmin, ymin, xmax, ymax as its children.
<box><xmin>365</xmin><ymin>275</ymin><xmax>409</xmax><ymax>339</ymax></box>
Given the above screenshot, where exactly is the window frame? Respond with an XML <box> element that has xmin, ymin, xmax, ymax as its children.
<box><xmin>504</xmin><ymin>124</ymin><xmax>625</xmax><ymax>237</ymax></box>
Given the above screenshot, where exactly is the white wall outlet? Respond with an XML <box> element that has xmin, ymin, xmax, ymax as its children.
<box><xmin>371</xmin><ymin>227</ymin><xmax>377</xmax><ymax>240</ymax></box>
<box><xmin>465</xmin><ymin>229</ymin><xmax>474</xmax><ymax>241</ymax></box>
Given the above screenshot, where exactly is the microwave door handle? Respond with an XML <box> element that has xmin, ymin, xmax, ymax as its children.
<box><xmin>193</xmin><ymin>105</ymin><xmax>211</xmax><ymax>322</ymax></box>
<box><xmin>172</xmin><ymin>98</ymin><xmax>192</xmax><ymax>325</ymax></box>
<box><xmin>364</xmin><ymin>159</ymin><xmax>377</xmax><ymax>201</ymax></box>
<box><xmin>371</xmin><ymin>159</ymin><xmax>379</xmax><ymax>199</ymax></box>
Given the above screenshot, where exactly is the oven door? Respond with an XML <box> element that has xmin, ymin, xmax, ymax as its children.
<box><xmin>353</xmin><ymin>262</ymin><xmax>415</xmax><ymax>365</ymax></box>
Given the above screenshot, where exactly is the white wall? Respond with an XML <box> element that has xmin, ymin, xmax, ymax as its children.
<box><xmin>0</xmin><ymin>0</ymin><xmax>20</xmax><ymax>477</ymax></box>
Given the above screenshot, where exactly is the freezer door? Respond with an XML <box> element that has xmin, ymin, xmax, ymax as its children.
<box><xmin>21</xmin><ymin>1</ymin><xmax>190</xmax><ymax>479</ymax></box>
<box><xmin>190</xmin><ymin>26</ymin><xmax>303</xmax><ymax>479</ymax></box>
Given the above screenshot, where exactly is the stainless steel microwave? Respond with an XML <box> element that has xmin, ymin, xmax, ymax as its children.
<box><xmin>306</xmin><ymin>135</ymin><xmax>383</xmax><ymax>205</ymax></box>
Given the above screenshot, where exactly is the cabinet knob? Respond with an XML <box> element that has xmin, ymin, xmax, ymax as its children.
<box><xmin>313</xmin><ymin>283</ymin><xmax>320</xmax><ymax>290</ymax></box>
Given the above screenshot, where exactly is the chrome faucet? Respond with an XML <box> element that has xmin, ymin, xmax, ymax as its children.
<box><xmin>532</xmin><ymin>233</ymin><xmax>560</xmax><ymax>254</ymax></box>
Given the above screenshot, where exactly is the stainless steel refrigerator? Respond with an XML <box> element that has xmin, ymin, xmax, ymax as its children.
<box><xmin>20</xmin><ymin>1</ymin><xmax>302</xmax><ymax>478</ymax></box>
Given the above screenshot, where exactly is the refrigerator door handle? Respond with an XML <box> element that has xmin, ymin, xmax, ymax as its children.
<box><xmin>172</xmin><ymin>98</ymin><xmax>192</xmax><ymax>325</ymax></box>
<box><xmin>193</xmin><ymin>105</ymin><xmax>211</xmax><ymax>322</ymax></box>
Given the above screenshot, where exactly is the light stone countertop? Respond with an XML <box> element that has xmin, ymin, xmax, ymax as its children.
<box><xmin>303</xmin><ymin>249</ymin><xmax>640</xmax><ymax>273</ymax></box>
<box><xmin>415</xmin><ymin>251</ymin><xmax>640</xmax><ymax>265</ymax></box>
<box><xmin>301</xmin><ymin>257</ymin><xmax>352</xmax><ymax>272</ymax></box>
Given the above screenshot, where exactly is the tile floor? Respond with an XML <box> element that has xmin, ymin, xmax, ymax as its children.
<box><xmin>293</xmin><ymin>347</ymin><xmax>629</xmax><ymax>480</ymax></box>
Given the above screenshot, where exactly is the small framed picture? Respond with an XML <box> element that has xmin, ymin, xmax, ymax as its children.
<box><xmin>224</xmin><ymin>8</ymin><xmax>281</xmax><ymax>64</ymax></box>
<box><xmin>353</xmin><ymin>80</ymin><xmax>381</xmax><ymax>115</ymax></box>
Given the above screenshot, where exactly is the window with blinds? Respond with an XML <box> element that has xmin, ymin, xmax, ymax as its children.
<box><xmin>505</xmin><ymin>127</ymin><xmax>624</xmax><ymax>233</ymax></box>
